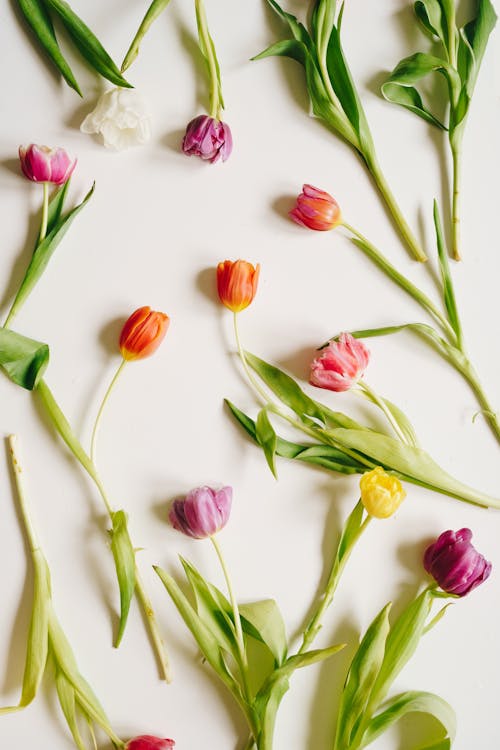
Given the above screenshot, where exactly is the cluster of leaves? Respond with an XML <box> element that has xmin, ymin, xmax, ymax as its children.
<box><xmin>16</xmin><ymin>0</ymin><xmax>130</xmax><ymax>95</ymax></box>
<box><xmin>155</xmin><ymin>559</ymin><xmax>344</xmax><ymax>749</ymax></box>
<box><xmin>334</xmin><ymin>589</ymin><xmax>455</xmax><ymax>750</ymax></box>
<box><xmin>226</xmin><ymin>350</ymin><xmax>498</xmax><ymax>509</ymax></box>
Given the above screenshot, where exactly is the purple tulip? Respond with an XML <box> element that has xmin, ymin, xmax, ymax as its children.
<box><xmin>181</xmin><ymin>115</ymin><xmax>233</xmax><ymax>163</ymax></box>
<box><xmin>424</xmin><ymin>528</ymin><xmax>492</xmax><ymax>596</ymax></box>
<box><xmin>19</xmin><ymin>144</ymin><xmax>76</xmax><ymax>184</ymax></box>
<box><xmin>169</xmin><ymin>486</ymin><xmax>232</xmax><ymax>539</ymax></box>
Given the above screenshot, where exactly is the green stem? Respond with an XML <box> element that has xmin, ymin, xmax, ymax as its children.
<box><xmin>8</xmin><ymin>435</ymin><xmax>40</xmax><ymax>554</ymax></box>
<box><xmin>195</xmin><ymin>0</ymin><xmax>222</xmax><ymax>119</ymax></box>
<box><xmin>341</xmin><ymin>221</ymin><xmax>456</xmax><ymax>343</ymax></box>
<box><xmin>357</xmin><ymin>381</ymin><xmax>409</xmax><ymax>445</ymax></box>
<box><xmin>134</xmin><ymin>566</ymin><xmax>173</xmax><ymax>683</ymax></box>
<box><xmin>364</xmin><ymin>156</ymin><xmax>427</xmax><ymax>263</ymax></box>
<box><xmin>451</xmin><ymin>143</ymin><xmax>462</xmax><ymax>261</ymax></box>
<box><xmin>456</xmin><ymin>360</ymin><xmax>500</xmax><ymax>446</ymax></box>
<box><xmin>210</xmin><ymin>535</ymin><xmax>252</xmax><ymax>702</ymax></box>
<box><xmin>299</xmin><ymin>502</ymin><xmax>370</xmax><ymax>654</ymax></box>
<box><xmin>39</xmin><ymin>182</ymin><xmax>49</xmax><ymax>243</ymax></box>
<box><xmin>90</xmin><ymin>359</ymin><xmax>127</xmax><ymax>465</ymax></box>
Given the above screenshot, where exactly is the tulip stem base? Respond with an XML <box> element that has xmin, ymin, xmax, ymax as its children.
<box><xmin>90</xmin><ymin>358</ymin><xmax>127</xmax><ymax>465</ymax></box>
<box><xmin>135</xmin><ymin>565</ymin><xmax>173</xmax><ymax>683</ymax></box>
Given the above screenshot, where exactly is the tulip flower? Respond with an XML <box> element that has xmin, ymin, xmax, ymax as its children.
<box><xmin>182</xmin><ymin>115</ymin><xmax>233</xmax><ymax>163</ymax></box>
<box><xmin>359</xmin><ymin>467</ymin><xmax>406</xmax><ymax>519</ymax></box>
<box><xmin>310</xmin><ymin>333</ymin><xmax>370</xmax><ymax>392</ymax></box>
<box><xmin>217</xmin><ymin>260</ymin><xmax>260</xmax><ymax>313</ymax></box>
<box><xmin>424</xmin><ymin>528</ymin><xmax>492</xmax><ymax>597</ymax></box>
<box><xmin>290</xmin><ymin>184</ymin><xmax>342</xmax><ymax>231</ymax></box>
<box><xmin>126</xmin><ymin>736</ymin><xmax>175</xmax><ymax>750</ymax></box>
<box><xmin>119</xmin><ymin>306</ymin><xmax>170</xmax><ymax>362</ymax></box>
<box><xmin>80</xmin><ymin>88</ymin><xmax>152</xmax><ymax>150</ymax></box>
<box><xmin>19</xmin><ymin>144</ymin><xmax>76</xmax><ymax>185</ymax></box>
<box><xmin>169</xmin><ymin>486</ymin><xmax>232</xmax><ymax>539</ymax></box>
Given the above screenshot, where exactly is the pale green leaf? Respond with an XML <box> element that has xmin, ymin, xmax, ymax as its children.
<box><xmin>239</xmin><ymin>600</ymin><xmax>288</xmax><ymax>666</ymax></box>
<box><xmin>109</xmin><ymin>510</ymin><xmax>136</xmax><ymax>647</ymax></box>
<box><xmin>256</xmin><ymin>409</ymin><xmax>278</xmax><ymax>478</ymax></box>
<box><xmin>0</xmin><ymin>329</ymin><xmax>49</xmax><ymax>391</ymax></box>
<box><xmin>121</xmin><ymin>0</ymin><xmax>172</xmax><ymax>72</ymax></box>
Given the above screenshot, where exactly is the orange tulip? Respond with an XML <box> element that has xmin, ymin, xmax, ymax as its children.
<box><xmin>119</xmin><ymin>306</ymin><xmax>169</xmax><ymax>361</ymax></box>
<box><xmin>217</xmin><ymin>260</ymin><xmax>260</xmax><ymax>313</ymax></box>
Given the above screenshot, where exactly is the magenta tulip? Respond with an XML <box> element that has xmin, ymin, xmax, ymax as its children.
<box><xmin>18</xmin><ymin>144</ymin><xmax>76</xmax><ymax>184</ymax></box>
<box><xmin>182</xmin><ymin>115</ymin><xmax>233</xmax><ymax>163</ymax></box>
<box><xmin>169</xmin><ymin>486</ymin><xmax>232</xmax><ymax>539</ymax></box>
<box><xmin>424</xmin><ymin>528</ymin><xmax>492</xmax><ymax>596</ymax></box>
<box><xmin>126</xmin><ymin>736</ymin><xmax>175</xmax><ymax>750</ymax></box>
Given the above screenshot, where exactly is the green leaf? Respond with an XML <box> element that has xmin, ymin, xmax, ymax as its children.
<box><xmin>362</xmin><ymin>690</ymin><xmax>456</xmax><ymax>747</ymax></box>
<box><xmin>414</xmin><ymin>0</ymin><xmax>448</xmax><ymax>47</ymax></box>
<box><xmin>382</xmin><ymin>53</ymin><xmax>453</xmax><ymax>128</ymax></box>
<box><xmin>0</xmin><ymin>551</ymin><xmax>51</xmax><ymax>713</ymax></box>
<box><xmin>460</xmin><ymin>0</ymin><xmax>497</xmax><ymax>95</ymax></box>
<box><xmin>256</xmin><ymin>409</ymin><xmax>278</xmax><ymax>478</ymax></box>
<box><xmin>264</xmin><ymin>0</ymin><xmax>314</xmax><ymax>49</ymax></box>
<box><xmin>239</xmin><ymin>600</ymin><xmax>288</xmax><ymax>666</ymax></box>
<box><xmin>16</xmin><ymin>0</ymin><xmax>82</xmax><ymax>95</ymax></box>
<box><xmin>335</xmin><ymin>604</ymin><xmax>391</xmax><ymax>748</ymax></box>
<box><xmin>244</xmin><ymin>352</ymin><xmax>325</xmax><ymax>425</ymax></box>
<box><xmin>55</xmin><ymin>671</ymin><xmax>87</xmax><ymax>750</ymax></box>
<box><xmin>423</xmin><ymin>602</ymin><xmax>453</xmax><ymax>634</ymax></box>
<box><xmin>121</xmin><ymin>0</ymin><xmax>172</xmax><ymax>72</ymax></box>
<box><xmin>0</xmin><ymin>328</ymin><xmax>49</xmax><ymax>391</ymax></box>
<box><xmin>109</xmin><ymin>510</ymin><xmax>136</xmax><ymax>647</ymax></box>
<box><xmin>252</xmin><ymin>38</ymin><xmax>307</xmax><ymax>66</ymax></box>
<box><xmin>6</xmin><ymin>183</ymin><xmax>95</xmax><ymax>325</ymax></box>
<box><xmin>44</xmin><ymin>0</ymin><xmax>132</xmax><ymax>88</ymax></box>
<box><xmin>433</xmin><ymin>200</ymin><xmax>462</xmax><ymax>342</ymax></box>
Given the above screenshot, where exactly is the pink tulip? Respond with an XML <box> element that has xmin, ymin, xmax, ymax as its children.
<box><xmin>126</xmin><ymin>735</ymin><xmax>175</xmax><ymax>750</ymax></box>
<box><xmin>169</xmin><ymin>486</ymin><xmax>232</xmax><ymax>539</ymax></box>
<box><xmin>290</xmin><ymin>184</ymin><xmax>341</xmax><ymax>231</ymax></box>
<box><xmin>310</xmin><ymin>333</ymin><xmax>370</xmax><ymax>392</ymax></box>
<box><xmin>18</xmin><ymin>144</ymin><xmax>76</xmax><ymax>184</ymax></box>
<box><xmin>424</xmin><ymin>528</ymin><xmax>492</xmax><ymax>597</ymax></box>
<box><xmin>182</xmin><ymin>115</ymin><xmax>233</xmax><ymax>163</ymax></box>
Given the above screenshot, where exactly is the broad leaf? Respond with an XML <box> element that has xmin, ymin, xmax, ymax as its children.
<box><xmin>121</xmin><ymin>0</ymin><xmax>173</xmax><ymax>72</ymax></box>
<box><xmin>0</xmin><ymin>328</ymin><xmax>49</xmax><ymax>390</ymax></box>
<box><xmin>239</xmin><ymin>600</ymin><xmax>287</xmax><ymax>666</ymax></box>
<box><xmin>44</xmin><ymin>179</ymin><xmax>71</xmax><ymax>240</ymax></box>
<box><xmin>44</xmin><ymin>0</ymin><xmax>132</xmax><ymax>88</ymax></box>
<box><xmin>17</xmin><ymin>0</ymin><xmax>82</xmax><ymax>94</ymax></box>
<box><xmin>414</xmin><ymin>0</ymin><xmax>447</xmax><ymax>44</ymax></box>
<box><xmin>252</xmin><ymin>39</ymin><xmax>307</xmax><ymax>66</ymax></box>
<box><xmin>109</xmin><ymin>510</ymin><xmax>136</xmax><ymax>647</ymax></box>
<box><xmin>256</xmin><ymin>409</ymin><xmax>278</xmax><ymax>478</ymax></box>
<box><xmin>460</xmin><ymin>0</ymin><xmax>497</xmax><ymax>95</ymax></box>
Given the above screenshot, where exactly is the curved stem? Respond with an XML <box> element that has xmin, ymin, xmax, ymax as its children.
<box><xmin>8</xmin><ymin>435</ymin><xmax>40</xmax><ymax>554</ymax></box>
<box><xmin>364</xmin><ymin>155</ymin><xmax>427</xmax><ymax>263</ymax></box>
<box><xmin>233</xmin><ymin>313</ymin><xmax>273</xmax><ymax>406</ymax></box>
<box><xmin>356</xmin><ymin>381</ymin><xmax>408</xmax><ymax>445</ymax></box>
<box><xmin>451</xmin><ymin>143</ymin><xmax>462</xmax><ymax>261</ymax></box>
<box><xmin>90</xmin><ymin>359</ymin><xmax>127</xmax><ymax>465</ymax></box>
<box><xmin>134</xmin><ymin>566</ymin><xmax>172</xmax><ymax>683</ymax></box>
<box><xmin>210</xmin><ymin>535</ymin><xmax>252</xmax><ymax>702</ymax></box>
<box><xmin>341</xmin><ymin>221</ymin><xmax>456</xmax><ymax>343</ymax></box>
<box><xmin>39</xmin><ymin>182</ymin><xmax>49</xmax><ymax>243</ymax></box>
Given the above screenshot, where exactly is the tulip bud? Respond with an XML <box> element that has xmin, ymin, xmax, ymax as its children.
<box><xmin>182</xmin><ymin>115</ymin><xmax>233</xmax><ymax>163</ymax></box>
<box><xmin>290</xmin><ymin>184</ymin><xmax>342</xmax><ymax>231</ymax></box>
<box><xmin>119</xmin><ymin>307</ymin><xmax>169</xmax><ymax>362</ymax></box>
<box><xmin>310</xmin><ymin>333</ymin><xmax>370</xmax><ymax>392</ymax></box>
<box><xmin>19</xmin><ymin>144</ymin><xmax>76</xmax><ymax>185</ymax></box>
<box><xmin>169</xmin><ymin>486</ymin><xmax>232</xmax><ymax>539</ymax></box>
<box><xmin>424</xmin><ymin>528</ymin><xmax>492</xmax><ymax>596</ymax></box>
<box><xmin>217</xmin><ymin>259</ymin><xmax>260</xmax><ymax>313</ymax></box>
<box><xmin>359</xmin><ymin>467</ymin><xmax>406</xmax><ymax>519</ymax></box>
<box><xmin>126</xmin><ymin>735</ymin><xmax>175</xmax><ymax>750</ymax></box>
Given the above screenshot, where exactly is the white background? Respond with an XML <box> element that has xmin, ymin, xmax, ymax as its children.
<box><xmin>0</xmin><ymin>0</ymin><xmax>499</xmax><ymax>748</ymax></box>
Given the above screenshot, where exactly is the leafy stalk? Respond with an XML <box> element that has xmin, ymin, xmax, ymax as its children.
<box><xmin>195</xmin><ymin>0</ymin><xmax>224</xmax><ymax>119</ymax></box>
<box><xmin>121</xmin><ymin>0</ymin><xmax>173</xmax><ymax>72</ymax></box>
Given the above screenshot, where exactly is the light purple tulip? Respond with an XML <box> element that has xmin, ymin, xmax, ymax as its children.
<box><xmin>169</xmin><ymin>486</ymin><xmax>232</xmax><ymax>538</ymax></box>
<box><xmin>424</xmin><ymin>528</ymin><xmax>492</xmax><ymax>596</ymax></box>
<box><xmin>18</xmin><ymin>144</ymin><xmax>76</xmax><ymax>185</ymax></box>
<box><xmin>181</xmin><ymin>115</ymin><xmax>233</xmax><ymax>163</ymax></box>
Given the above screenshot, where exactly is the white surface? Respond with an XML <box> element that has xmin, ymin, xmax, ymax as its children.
<box><xmin>0</xmin><ymin>1</ymin><xmax>499</xmax><ymax>748</ymax></box>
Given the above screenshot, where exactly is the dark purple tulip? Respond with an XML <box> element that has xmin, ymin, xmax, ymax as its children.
<box><xmin>181</xmin><ymin>115</ymin><xmax>233</xmax><ymax>163</ymax></box>
<box><xmin>169</xmin><ymin>486</ymin><xmax>232</xmax><ymax>539</ymax></box>
<box><xmin>424</xmin><ymin>528</ymin><xmax>492</xmax><ymax>596</ymax></box>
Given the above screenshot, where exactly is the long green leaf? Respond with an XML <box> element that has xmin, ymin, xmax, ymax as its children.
<box><xmin>460</xmin><ymin>0</ymin><xmax>497</xmax><ymax>95</ymax></box>
<box><xmin>256</xmin><ymin>409</ymin><xmax>278</xmax><ymax>478</ymax></box>
<box><xmin>16</xmin><ymin>0</ymin><xmax>82</xmax><ymax>94</ymax></box>
<box><xmin>0</xmin><ymin>328</ymin><xmax>49</xmax><ymax>390</ymax></box>
<box><xmin>414</xmin><ymin>0</ymin><xmax>447</xmax><ymax>45</ymax></box>
<box><xmin>44</xmin><ymin>179</ymin><xmax>71</xmax><ymax>240</ymax></box>
<box><xmin>6</xmin><ymin>183</ymin><xmax>95</xmax><ymax>325</ymax></box>
<box><xmin>121</xmin><ymin>0</ymin><xmax>172</xmax><ymax>72</ymax></box>
<box><xmin>109</xmin><ymin>510</ymin><xmax>136</xmax><ymax>647</ymax></box>
<box><xmin>362</xmin><ymin>690</ymin><xmax>456</xmax><ymax>747</ymax></box>
<box><xmin>239</xmin><ymin>600</ymin><xmax>288</xmax><ymax>667</ymax></box>
<box><xmin>44</xmin><ymin>0</ymin><xmax>132</xmax><ymax>87</ymax></box>
<box><xmin>55</xmin><ymin>671</ymin><xmax>87</xmax><ymax>750</ymax></box>
<box><xmin>433</xmin><ymin>200</ymin><xmax>462</xmax><ymax>342</ymax></box>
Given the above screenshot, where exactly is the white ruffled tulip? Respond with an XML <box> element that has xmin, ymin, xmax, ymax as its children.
<box><xmin>80</xmin><ymin>88</ymin><xmax>152</xmax><ymax>150</ymax></box>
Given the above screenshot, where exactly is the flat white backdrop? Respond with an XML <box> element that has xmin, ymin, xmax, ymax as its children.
<box><xmin>0</xmin><ymin>1</ymin><xmax>499</xmax><ymax>748</ymax></box>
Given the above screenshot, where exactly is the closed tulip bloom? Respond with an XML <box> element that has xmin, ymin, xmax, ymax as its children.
<box><xmin>19</xmin><ymin>144</ymin><xmax>76</xmax><ymax>184</ymax></box>
<box><xmin>126</xmin><ymin>736</ymin><xmax>175</xmax><ymax>750</ymax></box>
<box><xmin>119</xmin><ymin>306</ymin><xmax>169</xmax><ymax>361</ymax></box>
<box><xmin>290</xmin><ymin>184</ymin><xmax>342</xmax><ymax>231</ymax></box>
<box><xmin>359</xmin><ymin>467</ymin><xmax>406</xmax><ymax>518</ymax></box>
<box><xmin>182</xmin><ymin>115</ymin><xmax>233</xmax><ymax>163</ymax></box>
<box><xmin>169</xmin><ymin>486</ymin><xmax>232</xmax><ymax>539</ymax></box>
<box><xmin>310</xmin><ymin>333</ymin><xmax>370</xmax><ymax>392</ymax></box>
<box><xmin>217</xmin><ymin>260</ymin><xmax>260</xmax><ymax>312</ymax></box>
<box><xmin>424</xmin><ymin>528</ymin><xmax>492</xmax><ymax>596</ymax></box>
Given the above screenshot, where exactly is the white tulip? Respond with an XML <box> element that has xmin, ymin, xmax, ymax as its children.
<box><xmin>80</xmin><ymin>88</ymin><xmax>152</xmax><ymax>150</ymax></box>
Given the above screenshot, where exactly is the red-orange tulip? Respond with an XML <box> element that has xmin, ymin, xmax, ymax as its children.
<box><xmin>119</xmin><ymin>306</ymin><xmax>169</xmax><ymax>361</ymax></box>
<box><xmin>217</xmin><ymin>260</ymin><xmax>260</xmax><ymax>313</ymax></box>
